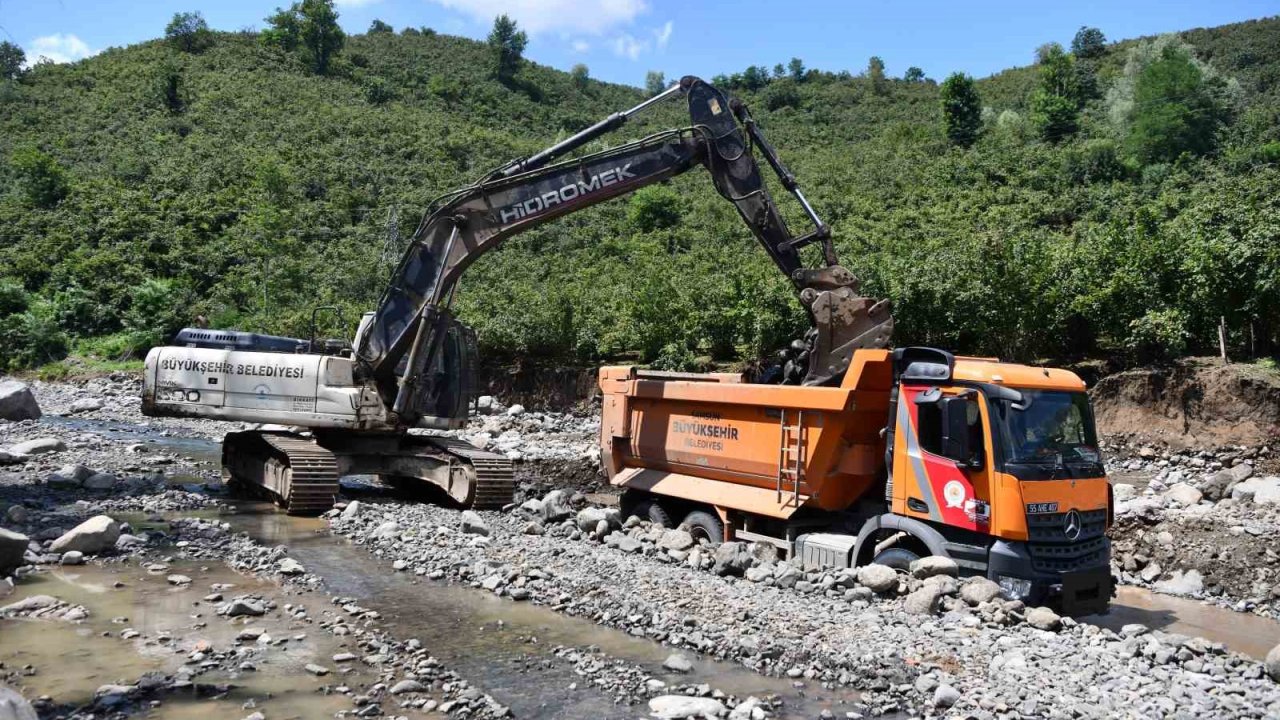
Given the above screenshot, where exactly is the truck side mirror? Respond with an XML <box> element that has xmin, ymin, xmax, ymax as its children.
<box><xmin>939</xmin><ymin>396</ymin><xmax>975</xmax><ymax>466</ymax></box>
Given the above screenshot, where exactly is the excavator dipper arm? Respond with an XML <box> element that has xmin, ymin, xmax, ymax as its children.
<box><xmin>357</xmin><ymin>76</ymin><xmax>892</xmax><ymax>424</ymax></box>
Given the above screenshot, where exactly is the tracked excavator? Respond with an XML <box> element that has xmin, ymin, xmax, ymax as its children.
<box><xmin>141</xmin><ymin>76</ymin><xmax>893</xmax><ymax>514</ymax></box>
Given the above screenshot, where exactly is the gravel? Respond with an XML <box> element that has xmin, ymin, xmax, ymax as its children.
<box><xmin>6</xmin><ymin>376</ymin><xmax>1280</xmax><ymax>718</ymax></box>
<box><xmin>329</xmin><ymin>495</ymin><xmax>1280</xmax><ymax>718</ymax></box>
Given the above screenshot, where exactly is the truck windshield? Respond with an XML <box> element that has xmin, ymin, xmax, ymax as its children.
<box><xmin>992</xmin><ymin>390</ymin><xmax>1100</xmax><ymax>469</ymax></box>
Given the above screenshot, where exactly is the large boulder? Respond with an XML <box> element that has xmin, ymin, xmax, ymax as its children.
<box><xmin>746</xmin><ymin>542</ymin><xmax>777</xmax><ymax>567</ymax></box>
<box><xmin>711</xmin><ymin>542</ymin><xmax>753</xmax><ymax>577</ymax></box>
<box><xmin>0</xmin><ymin>451</ymin><xmax>25</xmax><ymax>466</ymax></box>
<box><xmin>7</xmin><ymin>438</ymin><xmax>64</xmax><ymax>456</ymax></box>
<box><xmin>1230</xmin><ymin>476</ymin><xmax>1280</xmax><ymax>503</ymax></box>
<box><xmin>0</xmin><ymin>528</ymin><xmax>29</xmax><ymax>574</ymax></box>
<box><xmin>1164</xmin><ymin>482</ymin><xmax>1203</xmax><ymax>507</ymax></box>
<box><xmin>903</xmin><ymin>584</ymin><xmax>944</xmax><ymax>614</ymax></box>
<box><xmin>81</xmin><ymin>473</ymin><xmax>118</xmax><ymax>491</ymax></box>
<box><xmin>1202</xmin><ymin>464</ymin><xmax>1253</xmax><ymax>501</ymax></box>
<box><xmin>0</xmin><ymin>684</ymin><xmax>38</xmax><ymax>720</ymax></box>
<box><xmin>857</xmin><ymin>563</ymin><xmax>900</xmax><ymax>593</ymax></box>
<box><xmin>460</xmin><ymin>511</ymin><xmax>490</xmax><ymax>536</ymax></box>
<box><xmin>1153</xmin><ymin>569</ymin><xmax>1204</xmax><ymax>597</ymax></box>
<box><xmin>1025</xmin><ymin>606</ymin><xmax>1061</xmax><ymax>631</ymax></box>
<box><xmin>575</xmin><ymin>507</ymin><xmax>615</xmax><ymax>533</ymax></box>
<box><xmin>47</xmin><ymin>464</ymin><xmax>93</xmax><ymax>489</ymax></box>
<box><xmin>540</xmin><ymin>490</ymin><xmax>573</xmax><ymax>523</ymax></box>
<box><xmin>371</xmin><ymin>521</ymin><xmax>401</xmax><ymax>539</ymax></box>
<box><xmin>657</xmin><ymin>528</ymin><xmax>695</xmax><ymax>551</ymax></box>
<box><xmin>959</xmin><ymin>577</ymin><xmax>1002</xmax><ymax>606</ymax></box>
<box><xmin>1266</xmin><ymin>643</ymin><xmax>1280</xmax><ymax>683</ymax></box>
<box><xmin>648</xmin><ymin>696</ymin><xmax>726</xmax><ymax>720</ymax></box>
<box><xmin>910</xmin><ymin>555</ymin><xmax>959</xmax><ymax>579</ymax></box>
<box><xmin>0</xmin><ymin>381</ymin><xmax>40</xmax><ymax>422</ymax></box>
<box><xmin>50</xmin><ymin>515</ymin><xmax>120</xmax><ymax>555</ymax></box>
<box><xmin>773</xmin><ymin>563</ymin><xmax>801</xmax><ymax>589</ymax></box>
<box><xmin>68</xmin><ymin>398</ymin><xmax>104</xmax><ymax>414</ymax></box>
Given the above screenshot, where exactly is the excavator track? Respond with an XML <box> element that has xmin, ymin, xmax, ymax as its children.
<box><xmin>222</xmin><ymin>431</ymin><xmax>339</xmax><ymax>516</ymax></box>
<box><xmin>417</xmin><ymin>436</ymin><xmax>516</xmax><ymax>509</ymax></box>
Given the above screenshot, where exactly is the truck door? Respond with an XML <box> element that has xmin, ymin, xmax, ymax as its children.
<box><xmin>890</xmin><ymin>385</ymin><xmax>994</xmax><ymax>534</ymax></box>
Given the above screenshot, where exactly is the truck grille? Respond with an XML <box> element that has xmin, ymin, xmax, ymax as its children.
<box><xmin>1025</xmin><ymin>509</ymin><xmax>1107</xmax><ymax>574</ymax></box>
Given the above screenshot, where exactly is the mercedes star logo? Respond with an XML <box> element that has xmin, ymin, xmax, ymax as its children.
<box><xmin>1063</xmin><ymin>509</ymin><xmax>1083</xmax><ymax>541</ymax></box>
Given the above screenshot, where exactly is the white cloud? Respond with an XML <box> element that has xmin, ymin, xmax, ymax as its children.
<box><xmin>426</xmin><ymin>0</ymin><xmax>648</xmax><ymax>36</ymax></box>
<box><xmin>611</xmin><ymin>33</ymin><xmax>645</xmax><ymax>61</ymax></box>
<box><xmin>27</xmin><ymin>33</ymin><xmax>96</xmax><ymax>65</ymax></box>
<box><xmin>571</xmin><ymin>39</ymin><xmax>591</xmax><ymax>53</ymax></box>
<box><xmin>335</xmin><ymin>0</ymin><xmax>383</xmax><ymax>6</ymax></box>
<box><xmin>609</xmin><ymin>20</ymin><xmax>672</xmax><ymax>61</ymax></box>
<box><xmin>655</xmin><ymin>20</ymin><xmax>672</xmax><ymax>49</ymax></box>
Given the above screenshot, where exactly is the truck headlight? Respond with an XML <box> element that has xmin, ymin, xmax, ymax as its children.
<box><xmin>997</xmin><ymin>575</ymin><xmax>1033</xmax><ymax>600</ymax></box>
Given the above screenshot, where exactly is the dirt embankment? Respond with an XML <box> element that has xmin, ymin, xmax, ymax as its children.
<box><xmin>1091</xmin><ymin>359</ymin><xmax>1280</xmax><ymax>448</ymax></box>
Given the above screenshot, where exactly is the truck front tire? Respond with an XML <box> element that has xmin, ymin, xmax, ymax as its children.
<box><xmin>872</xmin><ymin>547</ymin><xmax>920</xmax><ymax>570</ymax></box>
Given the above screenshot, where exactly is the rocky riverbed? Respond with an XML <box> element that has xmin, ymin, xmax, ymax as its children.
<box><xmin>4</xmin><ymin>376</ymin><xmax>1280</xmax><ymax>718</ymax></box>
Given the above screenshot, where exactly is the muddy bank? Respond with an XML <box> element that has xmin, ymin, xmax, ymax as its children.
<box><xmin>1092</xmin><ymin>358</ymin><xmax>1280</xmax><ymax>448</ymax></box>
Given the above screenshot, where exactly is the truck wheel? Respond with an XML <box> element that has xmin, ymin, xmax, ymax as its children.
<box><xmin>872</xmin><ymin>547</ymin><xmax>920</xmax><ymax>571</ymax></box>
<box><xmin>630</xmin><ymin>498</ymin><xmax>674</xmax><ymax>528</ymax></box>
<box><xmin>682</xmin><ymin>510</ymin><xmax>724</xmax><ymax>546</ymax></box>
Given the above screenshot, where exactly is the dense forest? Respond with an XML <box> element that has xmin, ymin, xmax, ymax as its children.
<box><xmin>0</xmin><ymin>7</ymin><xmax>1278</xmax><ymax>375</ymax></box>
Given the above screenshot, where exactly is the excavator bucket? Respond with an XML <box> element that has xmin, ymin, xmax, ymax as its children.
<box><xmin>789</xmin><ymin>266</ymin><xmax>894</xmax><ymax>386</ymax></box>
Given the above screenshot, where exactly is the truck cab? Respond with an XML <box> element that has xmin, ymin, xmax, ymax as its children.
<box><xmin>599</xmin><ymin>346</ymin><xmax>1114</xmax><ymax>614</ymax></box>
<box><xmin>882</xmin><ymin>347</ymin><xmax>1112</xmax><ymax>611</ymax></box>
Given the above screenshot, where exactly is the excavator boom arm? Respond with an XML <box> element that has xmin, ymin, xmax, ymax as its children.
<box><xmin>357</xmin><ymin>76</ymin><xmax>892</xmax><ymax>423</ymax></box>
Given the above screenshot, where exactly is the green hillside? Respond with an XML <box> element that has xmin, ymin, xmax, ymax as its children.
<box><xmin>1</xmin><ymin>13</ymin><xmax>1278</xmax><ymax>374</ymax></box>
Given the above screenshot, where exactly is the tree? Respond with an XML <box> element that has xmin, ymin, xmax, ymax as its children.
<box><xmin>263</xmin><ymin>1</ymin><xmax>343</xmax><ymax>73</ymax></box>
<box><xmin>1030</xmin><ymin>43</ymin><xmax>1082</xmax><ymax>141</ymax></box>
<box><xmin>627</xmin><ymin>186</ymin><xmax>681</xmax><ymax>232</ymax></box>
<box><xmin>570</xmin><ymin>63</ymin><xmax>590</xmax><ymax>90</ymax></box>
<box><xmin>1035</xmin><ymin>42</ymin><xmax>1063</xmax><ymax>64</ymax></box>
<box><xmin>298</xmin><ymin>0</ymin><xmax>344</xmax><ymax>75</ymax></box>
<box><xmin>788</xmin><ymin>57</ymin><xmax>805</xmax><ymax>82</ymax></box>
<box><xmin>763</xmin><ymin>80</ymin><xmax>801</xmax><ymax>110</ymax></box>
<box><xmin>155</xmin><ymin>58</ymin><xmax>187</xmax><ymax>114</ymax></box>
<box><xmin>0</xmin><ymin>41</ymin><xmax>24</xmax><ymax>81</ymax></box>
<box><xmin>645</xmin><ymin>70</ymin><xmax>666</xmax><ymax>96</ymax></box>
<box><xmin>868</xmin><ymin>56</ymin><xmax>887</xmax><ymax>94</ymax></box>
<box><xmin>1071</xmin><ymin>26</ymin><xmax>1107</xmax><ymax>59</ymax></box>
<box><xmin>1127</xmin><ymin>44</ymin><xmax>1231</xmax><ymax>162</ymax></box>
<box><xmin>368</xmin><ymin>19</ymin><xmax>393</xmax><ymax>34</ymax></box>
<box><xmin>903</xmin><ymin>66</ymin><xmax>925</xmax><ymax>82</ymax></box>
<box><xmin>740</xmin><ymin>65</ymin><xmax>769</xmax><ymax>91</ymax></box>
<box><xmin>10</xmin><ymin>146</ymin><xmax>70</xmax><ymax>208</ymax></box>
<box><xmin>939</xmin><ymin>72</ymin><xmax>981</xmax><ymax>146</ymax></box>
<box><xmin>773</xmin><ymin>63</ymin><xmax>785</xmax><ymax>79</ymax></box>
<box><xmin>166</xmin><ymin>12</ymin><xmax>214</xmax><ymax>54</ymax></box>
<box><xmin>487</xmin><ymin>14</ymin><xmax>527</xmax><ymax>84</ymax></box>
<box><xmin>263</xmin><ymin>5</ymin><xmax>302</xmax><ymax>52</ymax></box>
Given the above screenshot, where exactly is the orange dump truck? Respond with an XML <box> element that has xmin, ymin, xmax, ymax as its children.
<box><xmin>599</xmin><ymin>347</ymin><xmax>1114</xmax><ymax>614</ymax></box>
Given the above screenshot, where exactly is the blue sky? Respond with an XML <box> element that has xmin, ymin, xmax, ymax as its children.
<box><xmin>2</xmin><ymin>0</ymin><xmax>1277</xmax><ymax>86</ymax></box>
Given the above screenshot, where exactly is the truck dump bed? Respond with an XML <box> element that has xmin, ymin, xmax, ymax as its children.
<box><xmin>599</xmin><ymin>350</ymin><xmax>896</xmax><ymax>519</ymax></box>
